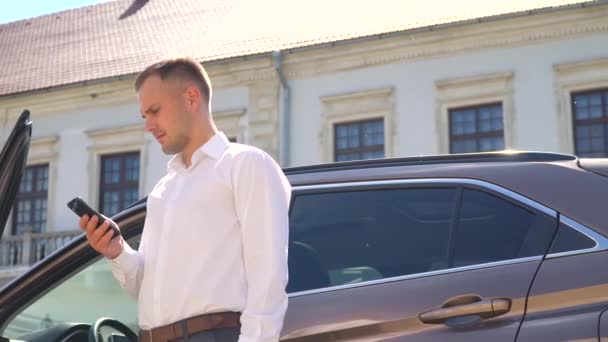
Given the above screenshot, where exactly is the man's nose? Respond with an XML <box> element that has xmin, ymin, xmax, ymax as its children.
<box><xmin>144</xmin><ymin>119</ymin><xmax>155</xmax><ymax>132</ymax></box>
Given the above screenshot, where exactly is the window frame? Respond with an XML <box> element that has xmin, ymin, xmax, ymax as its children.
<box><xmin>320</xmin><ymin>88</ymin><xmax>396</xmax><ymax>163</ymax></box>
<box><xmin>435</xmin><ymin>72</ymin><xmax>514</xmax><ymax>154</ymax></box>
<box><xmin>448</xmin><ymin>102</ymin><xmax>505</xmax><ymax>153</ymax></box>
<box><xmin>86</xmin><ymin>124</ymin><xmax>147</xmax><ymax>211</ymax></box>
<box><xmin>553</xmin><ymin>58</ymin><xmax>608</xmax><ymax>154</ymax></box>
<box><xmin>570</xmin><ymin>88</ymin><xmax>608</xmax><ymax>157</ymax></box>
<box><xmin>288</xmin><ymin>178</ymin><xmax>605</xmax><ymax>297</ymax></box>
<box><xmin>333</xmin><ymin>118</ymin><xmax>385</xmax><ymax>162</ymax></box>
<box><xmin>11</xmin><ymin>164</ymin><xmax>50</xmax><ymax>235</ymax></box>
<box><xmin>98</xmin><ymin>151</ymin><xmax>141</xmax><ymax>216</ymax></box>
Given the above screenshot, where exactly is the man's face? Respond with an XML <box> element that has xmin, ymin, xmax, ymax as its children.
<box><xmin>138</xmin><ymin>75</ymin><xmax>191</xmax><ymax>155</ymax></box>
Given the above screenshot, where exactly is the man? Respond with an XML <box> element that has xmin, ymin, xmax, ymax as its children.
<box><xmin>79</xmin><ymin>57</ymin><xmax>291</xmax><ymax>342</ymax></box>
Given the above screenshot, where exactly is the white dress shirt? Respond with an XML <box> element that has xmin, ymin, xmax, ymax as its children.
<box><xmin>109</xmin><ymin>132</ymin><xmax>291</xmax><ymax>342</ymax></box>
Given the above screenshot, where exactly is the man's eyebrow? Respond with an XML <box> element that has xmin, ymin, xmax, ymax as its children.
<box><xmin>144</xmin><ymin>104</ymin><xmax>160</xmax><ymax>114</ymax></box>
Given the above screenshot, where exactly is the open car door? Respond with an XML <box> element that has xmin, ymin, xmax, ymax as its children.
<box><xmin>0</xmin><ymin>110</ymin><xmax>32</xmax><ymax>236</ymax></box>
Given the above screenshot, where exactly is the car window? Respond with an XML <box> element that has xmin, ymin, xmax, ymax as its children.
<box><xmin>2</xmin><ymin>240</ymin><xmax>140</xmax><ymax>340</ymax></box>
<box><xmin>287</xmin><ymin>185</ymin><xmax>557</xmax><ymax>293</ymax></box>
<box><xmin>452</xmin><ymin>189</ymin><xmax>556</xmax><ymax>267</ymax></box>
<box><xmin>548</xmin><ymin>222</ymin><xmax>596</xmax><ymax>254</ymax></box>
<box><xmin>288</xmin><ymin>187</ymin><xmax>458</xmax><ymax>293</ymax></box>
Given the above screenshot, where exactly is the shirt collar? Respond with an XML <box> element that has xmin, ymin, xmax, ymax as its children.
<box><xmin>167</xmin><ymin>132</ymin><xmax>230</xmax><ymax>172</ymax></box>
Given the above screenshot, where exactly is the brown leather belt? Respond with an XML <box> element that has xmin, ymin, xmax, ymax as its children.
<box><xmin>138</xmin><ymin>312</ymin><xmax>241</xmax><ymax>342</ymax></box>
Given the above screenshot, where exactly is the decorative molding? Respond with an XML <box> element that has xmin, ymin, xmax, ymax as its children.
<box><xmin>247</xmin><ymin>80</ymin><xmax>280</xmax><ymax>160</ymax></box>
<box><xmin>320</xmin><ymin>87</ymin><xmax>396</xmax><ymax>162</ymax></box>
<box><xmin>27</xmin><ymin>136</ymin><xmax>59</xmax><ymax>164</ymax></box>
<box><xmin>435</xmin><ymin>72</ymin><xmax>515</xmax><ymax>154</ymax></box>
<box><xmin>206</xmin><ymin>59</ymin><xmax>276</xmax><ymax>89</ymax></box>
<box><xmin>0</xmin><ymin>60</ymin><xmax>273</xmax><ymax>121</ymax></box>
<box><xmin>213</xmin><ymin>108</ymin><xmax>247</xmax><ymax>143</ymax></box>
<box><xmin>553</xmin><ymin>58</ymin><xmax>608</xmax><ymax>154</ymax></box>
<box><xmin>86</xmin><ymin>124</ymin><xmax>148</xmax><ymax>209</ymax></box>
<box><xmin>1</xmin><ymin>79</ymin><xmax>137</xmax><ymax>119</ymax></box>
<box><xmin>282</xmin><ymin>6</ymin><xmax>608</xmax><ymax>78</ymax></box>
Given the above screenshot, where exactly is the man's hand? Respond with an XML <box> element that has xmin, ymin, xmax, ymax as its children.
<box><xmin>79</xmin><ymin>215</ymin><xmax>123</xmax><ymax>259</ymax></box>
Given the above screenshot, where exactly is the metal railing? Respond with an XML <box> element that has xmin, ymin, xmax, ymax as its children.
<box><xmin>0</xmin><ymin>229</ymin><xmax>81</xmax><ymax>268</ymax></box>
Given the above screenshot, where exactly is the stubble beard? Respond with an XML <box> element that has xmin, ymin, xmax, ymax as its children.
<box><xmin>162</xmin><ymin>133</ymin><xmax>189</xmax><ymax>155</ymax></box>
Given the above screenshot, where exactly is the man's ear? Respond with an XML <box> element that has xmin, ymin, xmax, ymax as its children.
<box><xmin>184</xmin><ymin>85</ymin><xmax>201</xmax><ymax>111</ymax></box>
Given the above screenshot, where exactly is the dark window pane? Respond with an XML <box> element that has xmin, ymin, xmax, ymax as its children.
<box><xmin>337</xmin><ymin>137</ymin><xmax>348</xmax><ymax>150</ymax></box>
<box><xmin>336</xmin><ymin>125</ymin><xmax>348</xmax><ymax>138</ymax></box>
<box><xmin>549</xmin><ymin>223</ymin><xmax>596</xmax><ymax>254</ymax></box>
<box><xmin>590</xmin><ymin>105</ymin><xmax>603</xmax><ymax>119</ymax></box>
<box><xmin>100</xmin><ymin>152</ymin><xmax>140</xmax><ymax>216</ymax></box>
<box><xmin>123</xmin><ymin>189</ymin><xmax>139</xmax><ymax>209</ymax></box>
<box><xmin>452</xmin><ymin>139</ymin><xmax>477</xmax><ymax>154</ymax></box>
<box><xmin>21</xmin><ymin>169</ymin><xmax>33</xmax><ymax>192</ymax></box>
<box><xmin>372</xmin><ymin>150</ymin><xmax>385</xmax><ymax>159</ymax></box>
<box><xmin>574</xmin><ymin>104</ymin><xmax>589</xmax><ymax>120</ymax></box>
<box><xmin>17</xmin><ymin>201</ymin><xmax>31</xmax><ymax>224</ymax></box>
<box><xmin>13</xmin><ymin>165</ymin><xmax>49</xmax><ymax>235</ymax></box>
<box><xmin>573</xmin><ymin>89</ymin><xmax>608</xmax><ymax>157</ymax></box>
<box><xmin>103</xmin><ymin>191</ymin><xmax>120</xmax><ymax>217</ymax></box>
<box><xmin>334</xmin><ymin>119</ymin><xmax>384</xmax><ymax>162</ymax></box>
<box><xmin>287</xmin><ymin>187</ymin><xmax>457</xmax><ymax>293</ymax></box>
<box><xmin>453</xmin><ymin>189</ymin><xmax>555</xmax><ymax>267</ymax></box>
<box><xmin>361</xmin><ymin>121</ymin><xmax>384</xmax><ymax>147</ymax></box>
<box><xmin>125</xmin><ymin>156</ymin><xmax>140</xmax><ymax>182</ymax></box>
<box><xmin>103</xmin><ymin>158</ymin><xmax>121</xmax><ymax>184</ymax></box>
<box><xmin>449</xmin><ymin>103</ymin><xmax>504</xmax><ymax>154</ymax></box>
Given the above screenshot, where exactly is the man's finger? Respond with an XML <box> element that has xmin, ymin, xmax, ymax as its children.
<box><xmin>99</xmin><ymin>227</ymin><xmax>115</xmax><ymax>248</ymax></box>
<box><xmin>91</xmin><ymin>219</ymin><xmax>110</xmax><ymax>241</ymax></box>
<box><xmin>79</xmin><ymin>215</ymin><xmax>90</xmax><ymax>230</ymax></box>
<box><xmin>85</xmin><ymin>215</ymin><xmax>101</xmax><ymax>237</ymax></box>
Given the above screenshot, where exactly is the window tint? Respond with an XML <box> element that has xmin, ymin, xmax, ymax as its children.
<box><xmin>288</xmin><ymin>188</ymin><xmax>458</xmax><ymax>293</ymax></box>
<box><xmin>548</xmin><ymin>222</ymin><xmax>596</xmax><ymax>254</ymax></box>
<box><xmin>287</xmin><ymin>186</ymin><xmax>558</xmax><ymax>293</ymax></box>
<box><xmin>452</xmin><ymin>189</ymin><xmax>556</xmax><ymax>267</ymax></box>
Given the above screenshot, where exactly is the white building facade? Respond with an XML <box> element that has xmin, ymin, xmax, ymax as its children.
<box><xmin>0</xmin><ymin>2</ymin><xmax>607</xmax><ymax>283</ymax></box>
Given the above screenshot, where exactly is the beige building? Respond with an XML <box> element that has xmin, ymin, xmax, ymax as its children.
<box><xmin>0</xmin><ymin>0</ymin><xmax>607</xmax><ymax>284</ymax></box>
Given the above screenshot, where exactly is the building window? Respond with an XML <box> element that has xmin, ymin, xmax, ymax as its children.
<box><xmin>572</xmin><ymin>89</ymin><xmax>608</xmax><ymax>157</ymax></box>
<box><xmin>334</xmin><ymin>119</ymin><xmax>385</xmax><ymax>162</ymax></box>
<box><xmin>12</xmin><ymin>164</ymin><xmax>49</xmax><ymax>235</ymax></box>
<box><xmin>449</xmin><ymin>103</ymin><xmax>505</xmax><ymax>153</ymax></box>
<box><xmin>99</xmin><ymin>152</ymin><xmax>140</xmax><ymax>217</ymax></box>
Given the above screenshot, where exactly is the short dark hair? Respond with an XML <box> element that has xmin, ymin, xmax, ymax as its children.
<box><xmin>135</xmin><ymin>57</ymin><xmax>212</xmax><ymax>102</ymax></box>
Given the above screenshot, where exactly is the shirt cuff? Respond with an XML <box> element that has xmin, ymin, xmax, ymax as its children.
<box><xmin>107</xmin><ymin>243</ymin><xmax>139</xmax><ymax>273</ymax></box>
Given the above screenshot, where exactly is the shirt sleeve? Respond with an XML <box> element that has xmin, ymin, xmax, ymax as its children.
<box><xmin>233</xmin><ymin>150</ymin><xmax>291</xmax><ymax>342</ymax></box>
<box><xmin>108</xmin><ymin>239</ymin><xmax>145</xmax><ymax>299</ymax></box>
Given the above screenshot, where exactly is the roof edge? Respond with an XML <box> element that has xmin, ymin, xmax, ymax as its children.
<box><xmin>1</xmin><ymin>0</ymin><xmax>606</xmax><ymax>98</ymax></box>
<box><xmin>284</xmin><ymin>151</ymin><xmax>578</xmax><ymax>175</ymax></box>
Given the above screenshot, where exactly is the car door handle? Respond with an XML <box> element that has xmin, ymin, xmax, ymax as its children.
<box><xmin>418</xmin><ymin>295</ymin><xmax>511</xmax><ymax>326</ymax></box>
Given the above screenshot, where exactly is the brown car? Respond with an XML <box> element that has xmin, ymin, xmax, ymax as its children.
<box><xmin>0</xmin><ymin>110</ymin><xmax>607</xmax><ymax>341</ymax></box>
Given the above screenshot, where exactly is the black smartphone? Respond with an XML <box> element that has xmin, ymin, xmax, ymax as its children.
<box><xmin>67</xmin><ymin>197</ymin><xmax>120</xmax><ymax>238</ymax></box>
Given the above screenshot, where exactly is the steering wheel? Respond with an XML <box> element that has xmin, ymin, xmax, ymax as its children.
<box><xmin>88</xmin><ymin>317</ymin><xmax>138</xmax><ymax>342</ymax></box>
